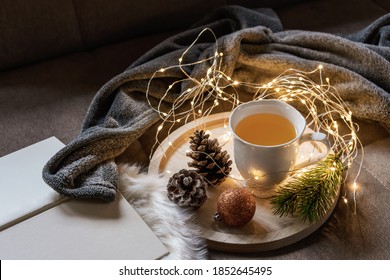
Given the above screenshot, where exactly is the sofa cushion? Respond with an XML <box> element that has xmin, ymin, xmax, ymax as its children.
<box><xmin>72</xmin><ymin>0</ymin><xmax>226</xmax><ymax>49</ymax></box>
<box><xmin>0</xmin><ymin>0</ymin><xmax>82</xmax><ymax>71</ymax></box>
<box><xmin>0</xmin><ymin>0</ymin><xmax>226</xmax><ymax>71</ymax></box>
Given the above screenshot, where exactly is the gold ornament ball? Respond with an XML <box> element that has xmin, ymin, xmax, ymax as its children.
<box><xmin>215</xmin><ymin>188</ymin><xmax>256</xmax><ymax>227</ymax></box>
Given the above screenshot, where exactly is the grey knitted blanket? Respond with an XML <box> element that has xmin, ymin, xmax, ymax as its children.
<box><xmin>43</xmin><ymin>6</ymin><xmax>390</xmax><ymax>201</ymax></box>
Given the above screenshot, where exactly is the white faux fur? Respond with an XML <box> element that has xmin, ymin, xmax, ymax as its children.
<box><xmin>118</xmin><ymin>164</ymin><xmax>208</xmax><ymax>260</ymax></box>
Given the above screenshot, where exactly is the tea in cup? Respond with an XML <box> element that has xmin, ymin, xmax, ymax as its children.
<box><xmin>229</xmin><ymin>99</ymin><xmax>330</xmax><ymax>192</ymax></box>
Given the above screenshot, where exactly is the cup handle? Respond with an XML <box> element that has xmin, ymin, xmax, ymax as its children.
<box><xmin>294</xmin><ymin>132</ymin><xmax>331</xmax><ymax>170</ymax></box>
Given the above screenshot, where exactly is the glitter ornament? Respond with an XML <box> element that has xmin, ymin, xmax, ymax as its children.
<box><xmin>214</xmin><ymin>188</ymin><xmax>256</xmax><ymax>227</ymax></box>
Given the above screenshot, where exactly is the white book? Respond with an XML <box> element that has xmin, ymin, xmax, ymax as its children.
<box><xmin>0</xmin><ymin>137</ymin><xmax>67</xmax><ymax>231</ymax></box>
<box><xmin>0</xmin><ymin>193</ymin><xmax>169</xmax><ymax>260</ymax></box>
<box><xmin>0</xmin><ymin>137</ymin><xmax>169</xmax><ymax>260</ymax></box>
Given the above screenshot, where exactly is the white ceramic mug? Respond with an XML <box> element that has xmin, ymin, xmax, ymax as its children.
<box><xmin>229</xmin><ymin>99</ymin><xmax>330</xmax><ymax>191</ymax></box>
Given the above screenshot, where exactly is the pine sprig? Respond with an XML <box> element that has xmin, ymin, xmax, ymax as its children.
<box><xmin>270</xmin><ymin>153</ymin><xmax>344</xmax><ymax>223</ymax></box>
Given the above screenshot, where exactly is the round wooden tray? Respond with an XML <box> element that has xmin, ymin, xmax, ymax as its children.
<box><xmin>148</xmin><ymin>112</ymin><xmax>339</xmax><ymax>253</ymax></box>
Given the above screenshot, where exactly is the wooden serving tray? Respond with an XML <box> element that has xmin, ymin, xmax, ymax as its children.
<box><xmin>148</xmin><ymin>112</ymin><xmax>339</xmax><ymax>253</ymax></box>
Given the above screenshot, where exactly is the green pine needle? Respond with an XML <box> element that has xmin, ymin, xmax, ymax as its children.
<box><xmin>270</xmin><ymin>153</ymin><xmax>344</xmax><ymax>223</ymax></box>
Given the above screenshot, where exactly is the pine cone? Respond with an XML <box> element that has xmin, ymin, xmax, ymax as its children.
<box><xmin>167</xmin><ymin>169</ymin><xmax>207</xmax><ymax>209</ymax></box>
<box><xmin>186</xmin><ymin>130</ymin><xmax>232</xmax><ymax>186</ymax></box>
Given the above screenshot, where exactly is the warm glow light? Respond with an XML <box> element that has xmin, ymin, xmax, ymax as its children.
<box><xmin>145</xmin><ymin>27</ymin><xmax>363</xmax><ymax>211</ymax></box>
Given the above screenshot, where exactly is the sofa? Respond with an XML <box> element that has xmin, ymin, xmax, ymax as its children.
<box><xmin>1</xmin><ymin>0</ymin><xmax>388</xmax><ymax>157</ymax></box>
<box><xmin>1</xmin><ymin>0</ymin><xmax>389</xmax><ymax>259</ymax></box>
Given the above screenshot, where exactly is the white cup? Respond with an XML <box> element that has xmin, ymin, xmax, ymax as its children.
<box><xmin>229</xmin><ymin>99</ymin><xmax>330</xmax><ymax>192</ymax></box>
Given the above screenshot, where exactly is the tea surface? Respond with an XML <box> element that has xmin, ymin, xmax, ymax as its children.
<box><xmin>234</xmin><ymin>113</ymin><xmax>296</xmax><ymax>146</ymax></box>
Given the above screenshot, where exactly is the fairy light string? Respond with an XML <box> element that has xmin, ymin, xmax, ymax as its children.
<box><xmin>146</xmin><ymin>28</ymin><xmax>364</xmax><ymax>211</ymax></box>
